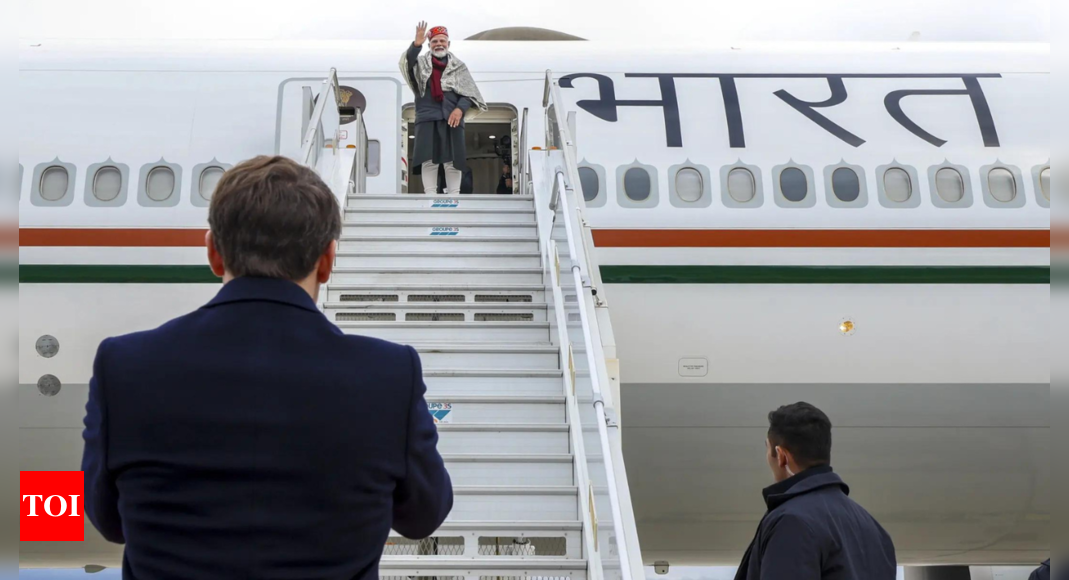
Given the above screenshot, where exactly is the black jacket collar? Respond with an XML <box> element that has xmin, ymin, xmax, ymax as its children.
<box><xmin>202</xmin><ymin>277</ymin><xmax>319</xmax><ymax>314</ymax></box>
<box><xmin>762</xmin><ymin>465</ymin><xmax>849</xmax><ymax>510</ymax></box>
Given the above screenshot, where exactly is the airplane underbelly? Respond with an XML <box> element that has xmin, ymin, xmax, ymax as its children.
<box><xmin>599</xmin><ymin>244</ymin><xmax>1049</xmax><ymax>566</ymax></box>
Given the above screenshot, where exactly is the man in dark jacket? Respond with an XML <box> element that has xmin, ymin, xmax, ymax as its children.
<box><xmin>734</xmin><ymin>402</ymin><xmax>897</xmax><ymax>580</ymax></box>
<box><xmin>81</xmin><ymin>156</ymin><xmax>452</xmax><ymax>579</ymax></box>
<box><xmin>1029</xmin><ymin>559</ymin><xmax>1050</xmax><ymax>580</ymax></box>
<box><xmin>400</xmin><ymin>21</ymin><xmax>487</xmax><ymax>195</ymax></box>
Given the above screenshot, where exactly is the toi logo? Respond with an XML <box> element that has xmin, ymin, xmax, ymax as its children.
<box><xmin>20</xmin><ymin>471</ymin><xmax>85</xmax><ymax>542</ymax></box>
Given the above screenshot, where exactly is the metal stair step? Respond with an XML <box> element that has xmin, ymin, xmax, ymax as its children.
<box><xmin>387</xmin><ymin>520</ymin><xmax>582</xmax><ymax>559</ymax></box>
<box><xmin>426</xmin><ymin>395</ymin><xmax>566</xmax><ymax>425</ymax></box>
<box><xmin>449</xmin><ymin>486</ymin><xmax>579</xmax><ymax>522</ymax></box>
<box><xmin>325</xmin><ymin>284</ymin><xmax>547</xmax><ymax>304</ymax></box>
<box><xmin>348</xmin><ymin>194</ymin><xmax>535</xmax><ymax>210</ymax></box>
<box><xmin>343</xmin><ymin>222</ymin><xmax>537</xmax><ymax>238</ymax></box>
<box><xmin>330</xmin><ymin>268</ymin><xmax>543</xmax><ymax>285</ymax></box>
<box><xmin>324</xmin><ymin>302</ymin><xmax>550</xmax><ymax>324</ymax></box>
<box><xmin>15</xmin><ymin>553</ymin><xmax>587</xmax><ymax>576</ymax></box>
<box><xmin>436</xmin><ymin>424</ymin><xmax>570</xmax><ymax>454</ymax></box>
<box><xmin>377</xmin><ymin>557</ymin><xmax>587</xmax><ymax>579</ymax></box>
<box><xmin>339</xmin><ymin>236</ymin><xmax>540</xmax><ymax>253</ymax></box>
<box><xmin>345</xmin><ymin>207</ymin><xmax>536</xmax><ymax>224</ymax></box>
<box><xmin>337</xmin><ymin>321</ymin><xmax>551</xmax><ymax>342</ymax></box>
<box><xmin>412</xmin><ymin>345</ymin><xmax>561</xmax><ymax>371</ymax></box>
<box><xmin>334</xmin><ymin>252</ymin><xmax>542</xmax><ymax>269</ymax></box>
<box><xmin>423</xmin><ymin>369</ymin><xmax>565</xmax><ymax>396</ymax></box>
<box><xmin>443</xmin><ymin>454</ymin><xmax>574</xmax><ymax>486</ymax></box>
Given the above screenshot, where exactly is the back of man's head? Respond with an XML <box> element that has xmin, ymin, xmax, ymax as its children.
<box><xmin>209</xmin><ymin>156</ymin><xmax>341</xmax><ymax>281</ymax></box>
<box><xmin>768</xmin><ymin>402</ymin><xmax>833</xmax><ymax>469</ymax></box>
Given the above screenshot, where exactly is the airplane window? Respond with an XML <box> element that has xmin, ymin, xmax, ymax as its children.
<box><xmin>40</xmin><ymin>166</ymin><xmax>69</xmax><ymax>201</ymax></box>
<box><xmin>579</xmin><ymin>167</ymin><xmax>600</xmax><ymax>202</ymax></box>
<box><xmin>1040</xmin><ymin>168</ymin><xmax>1050</xmax><ymax>201</ymax></box>
<box><xmin>780</xmin><ymin>168</ymin><xmax>808</xmax><ymax>202</ymax></box>
<box><xmin>92</xmin><ymin>166</ymin><xmax>123</xmax><ymax>202</ymax></box>
<box><xmin>988</xmin><ymin>168</ymin><xmax>1016</xmax><ymax>203</ymax></box>
<box><xmin>367</xmin><ymin>140</ymin><xmax>381</xmax><ymax>177</ymax></box>
<box><xmin>198</xmin><ymin>167</ymin><xmax>225</xmax><ymax>201</ymax></box>
<box><xmin>146</xmin><ymin>167</ymin><xmax>176</xmax><ymax>202</ymax></box>
<box><xmin>935</xmin><ymin>168</ymin><xmax>965</xmax><ymax>203</ymax></box>
<box><xmin>832</xmin><ymin>168</ymin><xmax>861</xmax><ymax>202</ymax></box>
<box><xmin>883</xmin><ymin>168</ymin><xmax>913</xmax><ymax>203</ymax></box>
<box><xmin>675</xmin><ymin>168</ymin><xmax>704</xmax><ymax>203</ymax></box>
<box><xmin>624</xmin><ymin>167</ymin><xmax>651</xmax><ymax>201</ymax></box>
<box><xmin>727</xmin><ymin>168</ymin><xmax>756</xmax><ymax>203</ymax></box>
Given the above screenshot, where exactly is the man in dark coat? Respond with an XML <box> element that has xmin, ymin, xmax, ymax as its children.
<box><xmin>401</xmin><ymin>22</ymin><xmax>487</xmax><ymax>195</ymax></box>
<box><xmin>1029</xmin><ymin>559</ymin><xmax>1050</xmax><ymax>580</ymax></box>
<box><xmin>81</xmin><ymin>156</ymin><xmax>452</xmax><ymax>579</ymax></box>
<box><xmin>734</xmin><ymin>402</ymin><xmax>897</xmax><ymax>580</ymax></box>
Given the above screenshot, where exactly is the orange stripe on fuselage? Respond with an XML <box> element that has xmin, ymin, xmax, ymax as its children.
<box><xmin>19</xmin><ymin>229</ymin><xmax>209</xmax><ymax>247</ymax></box>
<box><xmin>592</xmin><ymin>229</ymin><xmax>1050</xmax><ymax>248</ymax></box>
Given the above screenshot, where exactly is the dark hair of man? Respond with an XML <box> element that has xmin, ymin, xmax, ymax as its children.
<box><xmin>208</xmin><ymin>155</ymin><xmax>341</xmax><ymax>281</ymax></box>
<box><xmin>767</xmin><ymin>402</ymin><xmax>833</xmax><ymax>469</ymax></box>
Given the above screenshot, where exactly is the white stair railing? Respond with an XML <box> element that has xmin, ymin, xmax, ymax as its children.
<box><xmin>531</xmin><ymin>72</ymin><xmax>646</xmax><ymax>580</ymax></box>
<box><xmin>300</xmin><ymin>68</ymin><xmax>369</xmax><ymax>200</ymax></box>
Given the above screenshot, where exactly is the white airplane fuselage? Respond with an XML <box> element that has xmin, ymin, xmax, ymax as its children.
<box><xmin>17</xmin><ymin>38</ymin><xmax>1049</xmax><ymax>568</ymax></box>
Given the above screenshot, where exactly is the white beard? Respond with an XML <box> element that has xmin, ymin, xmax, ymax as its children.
<box><xmin>432</xmin><ymin>48</ymin><xmax>448</xmax><ymax>58</ymax></box>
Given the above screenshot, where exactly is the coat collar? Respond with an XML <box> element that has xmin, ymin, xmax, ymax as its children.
<box><xmin>203</xmin><ymin>276</ymin><xmax>319</xmax><ymax>314</ymax></box>
<box><xmin>762</xmin><ymin>465</ymin><xmax>849</xmax><ymax>510</ymax></box>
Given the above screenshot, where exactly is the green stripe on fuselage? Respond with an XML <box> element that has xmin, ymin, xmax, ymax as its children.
<box><xmin>19</xmin><ymin>265</ymin><xmax>220</xmax><ymax>284</ymax></box>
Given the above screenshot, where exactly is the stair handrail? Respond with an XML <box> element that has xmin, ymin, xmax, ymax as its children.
<box><xmin>300</xmin><ymin>68</ymin><xmax>343</xmax><ymax>169</ymax></box>
<box><xmin>544</xmin><ymin>236</ymin><xmax>606</xmax><ymax>580</ymax></box>
<box><xmin>519</xmin><ymin>107</ymin><xmax>530</xmax><ymax>197</ymax></box>
<box><xmin>541</xmin><ymin>70</ymin><xmax>642</xmax><ymax>580</ymax></box>
<box><xmin>347</xmin><ymin>107</ymin><xmax>369</xmax><ymax>195</ymax></box>
<box><xmin>553</xmin><ymin>172</ymin><xmax>634</xmax><ymax>580</ymax></box>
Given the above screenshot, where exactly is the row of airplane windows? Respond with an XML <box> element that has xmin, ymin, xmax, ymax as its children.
<box><xmin>580</xmin><ymin>162</ymin><xmax>1050</xmax><ymax>209</ymax></box>
<box><xmin>18</xmin><ymin>160</ymin><xmax>230</xmax><ymax>208</ymax></box>
<box><xmin>18</xmin><ymin>159</ymin><xmax>1051</xmax><ymax>209</ymax></box>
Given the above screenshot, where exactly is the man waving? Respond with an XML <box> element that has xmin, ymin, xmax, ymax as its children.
<box><xmin>400</xmin><ymin>21</ymin><xmax>488</xmax><ymax>195</ymax></box>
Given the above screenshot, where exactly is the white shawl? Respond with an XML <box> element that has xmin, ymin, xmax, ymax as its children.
<box><xmin>399</xmin><ymin>48</ymin><xmax>488</xmax><ymax>119</ymax></box>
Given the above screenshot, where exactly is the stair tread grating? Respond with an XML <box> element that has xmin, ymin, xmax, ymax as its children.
<box><xmin>324</xmin><ymin>189</ymin><xmax>607</xmax><ymax>576</ymax></box>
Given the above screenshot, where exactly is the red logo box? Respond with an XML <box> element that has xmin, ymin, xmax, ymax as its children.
<box><xmin>20</xmin><ymin>471</ymin><xmax>85</xmax><ymax>542</ymax></box>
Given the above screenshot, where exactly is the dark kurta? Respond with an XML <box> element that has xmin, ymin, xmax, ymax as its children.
<box><xmin>406</xmin><ymin>42</ymin><xmax>472</xmax><ymax>172</ymax></box>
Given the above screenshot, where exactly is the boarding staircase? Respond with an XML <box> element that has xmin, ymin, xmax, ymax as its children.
<box><xmin>301</xmin><ymin>70</ymin><xmax>644</xmax><ymax>580</ymax></box>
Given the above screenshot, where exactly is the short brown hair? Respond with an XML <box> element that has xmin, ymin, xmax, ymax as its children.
<box><xmin>208</xmin><ymin>156</ymin><xmax>341</xmax><ymax>280</ymax></box>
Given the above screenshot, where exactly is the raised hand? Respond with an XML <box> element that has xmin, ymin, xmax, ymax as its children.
<box><xmin>415</xmin><ymin>21</ymin><xmax>428</xmax><ymax>46</ymax></box>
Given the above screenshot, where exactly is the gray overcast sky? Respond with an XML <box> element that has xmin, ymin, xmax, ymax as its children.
<box><xmin>18</xmin><ymin>0</ymin><xmax>1050</xmax><ymax>43</ymax></box>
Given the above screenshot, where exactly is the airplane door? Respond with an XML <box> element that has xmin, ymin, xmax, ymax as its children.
<box><xmin>276</xmin><ymin>76</ymin><xmax>403</xmax><ymax>194</ymax></box>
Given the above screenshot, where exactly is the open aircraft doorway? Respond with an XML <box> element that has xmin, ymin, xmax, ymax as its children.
<box><xmin>402</xmin><ymin>103</ymin><xmax>519</xmax><ymax>195</ymax></box>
